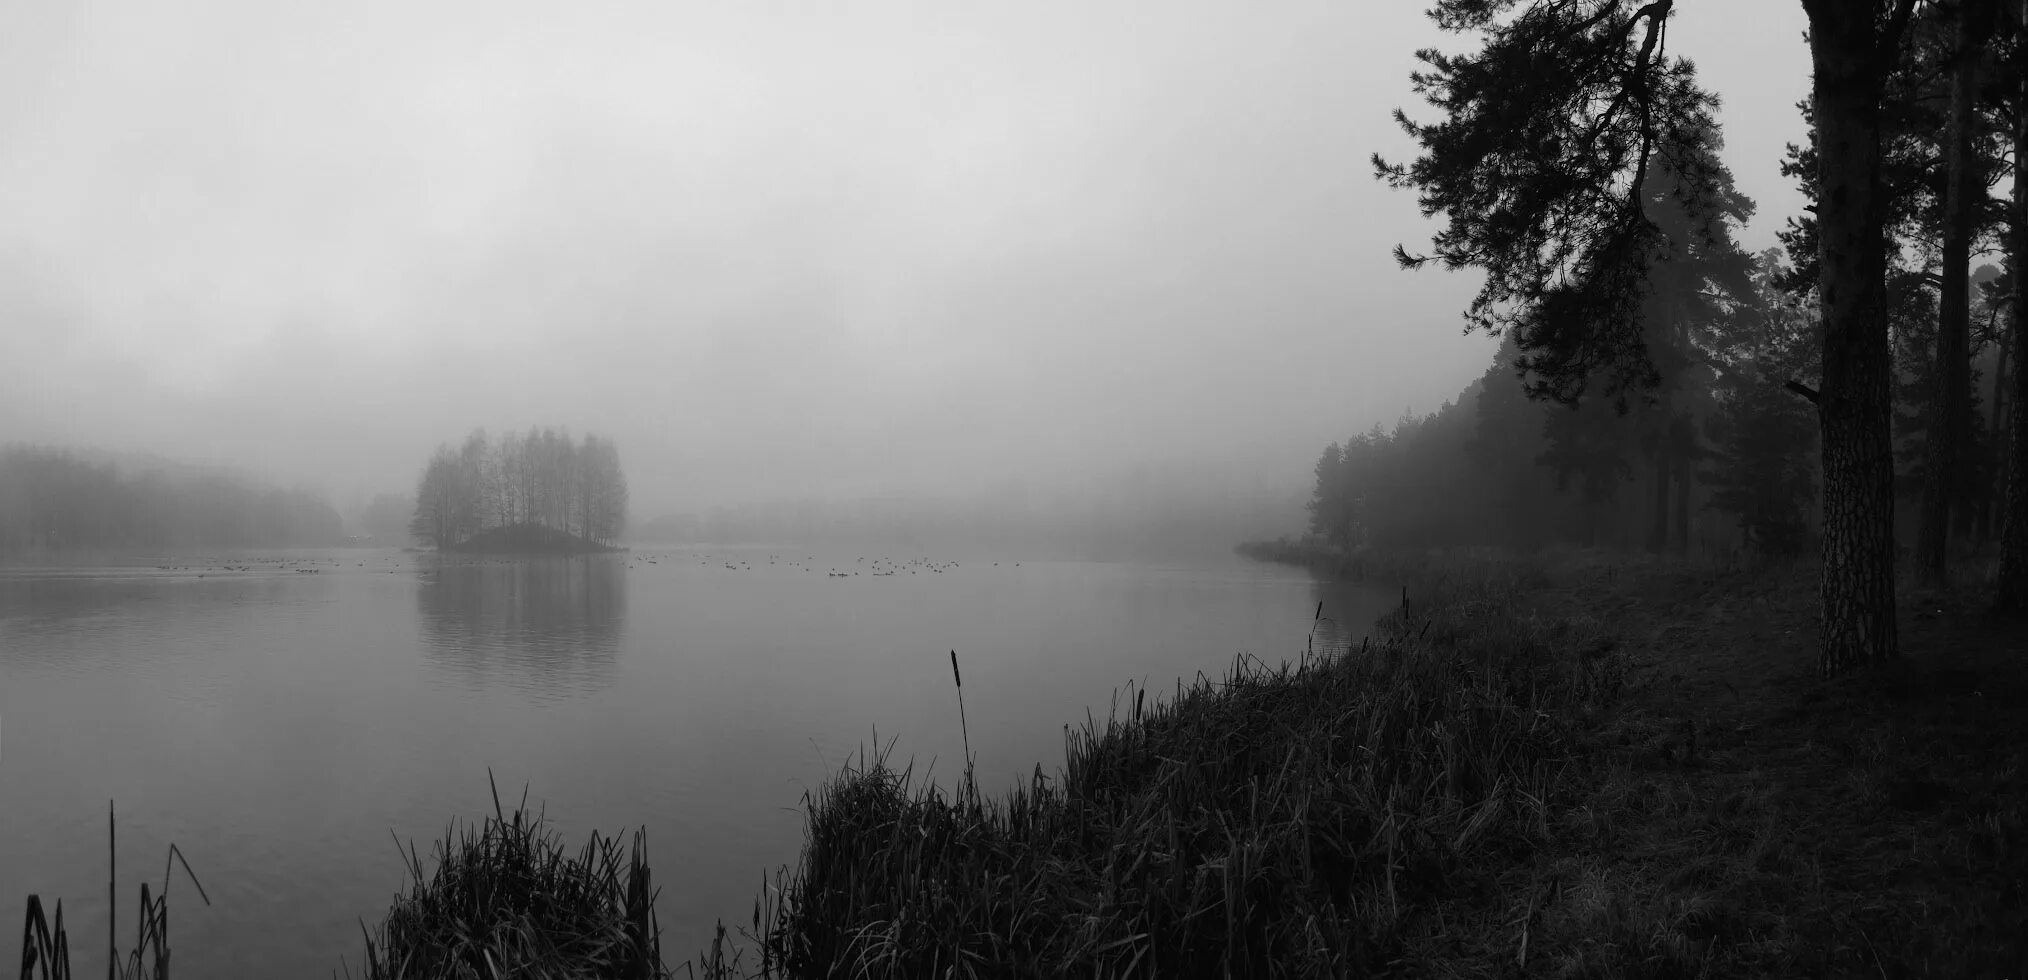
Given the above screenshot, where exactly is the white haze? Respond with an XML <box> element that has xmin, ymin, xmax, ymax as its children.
<box><xmin>0</xmin><ymin>0</ymin><xmax>1810</xmax><ymax>547</ymax></box>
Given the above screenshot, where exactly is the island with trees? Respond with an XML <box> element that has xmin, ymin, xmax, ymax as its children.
<box><xmin>408</xmin><ymin>427</ymin><xmax>628</xmax><ymax>554</ymax></box>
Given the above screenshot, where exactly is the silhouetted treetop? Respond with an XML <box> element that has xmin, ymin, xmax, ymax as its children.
<box><xmin>1375</xmin><ymin>0</ymin><xmax>1734</xmax><ymax>405</ymax></box>
<box><xmin>409</xmin><ymin>427</ymin><xmax>628</xmax><ymax>552</ymax></box>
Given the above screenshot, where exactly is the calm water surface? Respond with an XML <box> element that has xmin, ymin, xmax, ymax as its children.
<box><xmin>0</xmin><ymin>547</ymin><xmax>1393</xmax><ymax>975</ymax></box>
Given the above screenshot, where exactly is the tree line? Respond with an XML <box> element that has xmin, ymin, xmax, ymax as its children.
<box><xmin>1304</xmin><ymin>231</ymin><xmax>2012</xmax><ymax>560</ymax></box>
<box><xmin>409</xmin><ymin>428</ymin><xmax>628</xmax><ymax>550</ymax></box>
<box><xmin>1363</xmin><ymin>0</ymin><xmax>2027</xmax><ymax>676</ymax></box>
<box><xmin>1307</xmin><ymin>152</ymin><xmax>1835</xmax><ymax>558</ymax></box>
<box><xmin>0</xmin><ymin>445</ymin><xmax>345</xmax><ymax>550</ymax></box>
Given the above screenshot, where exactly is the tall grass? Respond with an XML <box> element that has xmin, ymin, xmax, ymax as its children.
<box><xmin>16</xmin><ymin>804</ymin><xmax>211</xmax><ymax>980</ymax></box>
<box><xmin>18</xmin><ymin>786</ymin><xmax>668</xmax><ymax>980</ymax></box>
<box><xmin>351</xmin><ymin>773</ymin><xmax>666</xmax><ymax>980</ymax></box>
<box><xmin>706</xmin><ymin>570</ymin><xmax>1625</xmax><ymax>978</ymax></box>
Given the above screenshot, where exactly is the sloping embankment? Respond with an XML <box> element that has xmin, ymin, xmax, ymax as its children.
<box><xmin>703</xmin><ymin>553</ymin><xmax>2028</xmax><ymax>978</ymax></box>
<box><xmin>722</xmin><ymin>559</ymin><xmax>1627</xmax><ymax>977</ymax></box>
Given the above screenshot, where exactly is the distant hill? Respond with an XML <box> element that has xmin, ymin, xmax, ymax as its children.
<box><xmin>445</xmin><ymin>523</ymin><xmax>622</xmax><ymax>555</ymax></box>
<box><xmin>0</xmin><ymin>443</ymin><xmax>347</xmax><ymax>551</ymax></box>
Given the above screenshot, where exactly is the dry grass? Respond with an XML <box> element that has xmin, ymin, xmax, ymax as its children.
<box><xmin>690</xmin><ymin>549</ymin><xmax>2027</xmax><ymax>978</ymax></box>
<box><xmin>349</xmin><ymin>773</ymin><xmax>666</xmax><ymax>980</ymax></box>
<box><xmin>693</xmin><ymin>566</ymin><xmax>1626</xmax><ymax>978</ymax></box>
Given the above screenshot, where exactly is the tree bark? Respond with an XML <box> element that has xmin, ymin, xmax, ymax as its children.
<box><xmin>1649</xmin><ymin>447</ymin><xmax>1671</xmax><ymax>552</ymax></box>
<box><xmin>1996</xmin><ymin>10</ymin><xmax>2028</xmax><ymax>614</ymax></box>
<box><xmin>1915</xmin><ymin>0</ymin><xmax>1991</xmax><ymax>587</ymax></box>
<box><xmin>1991</xmin><ymin>320</ymin><xmax>2013</xmax><ymax>542</ymax></box>
<box><xmin>1674</xmin><ymin>417</ymin><xmax>1694</xmax><ymax>554</ymax></box>
<box><xmin>1806</xmin><ymin>0</ymin><xmax>1904</xmax><ymax>675</ymax></box>
<box><xmin>1982</xmin><ymin>326</ymin><xmax>2008</xmax><ymax>538</ymax></box>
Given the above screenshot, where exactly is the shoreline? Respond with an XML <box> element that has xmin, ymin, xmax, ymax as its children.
<box><xmin>701</xmin><ymin>550</ymin><xmax>2027</xmax><ymax>977</ymax></box>
<box><xmin>14</xmin><ymin>551</ymin><xmax>2024</xmax><ymax>976</ymax></box>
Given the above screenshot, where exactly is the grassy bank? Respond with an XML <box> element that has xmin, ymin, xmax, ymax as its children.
<box><xmin>701</xmin><ymin>552</ymin><xmax>2026</xmax><ymax>978</ymax></box>
<box><xmin>710</xmin><ymin>559</ymin><xmax>1622</xmax><ymax>976</ymax></box>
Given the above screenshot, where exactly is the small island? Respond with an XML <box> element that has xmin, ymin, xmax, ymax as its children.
<box><xmin>408</xmin><ymin>427</ymin><xmax>628</xmax><ymax>554</ymax></box>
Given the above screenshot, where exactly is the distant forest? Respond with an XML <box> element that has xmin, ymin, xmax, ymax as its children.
<box><xmin>410</xmin><ymin>428</ymin><xmax>628</xmax><ymax>550</ymax></box>
<box><xmin>1288</xmin><ymin>249</ymin><xmax>2006</xmax><ymax>558</ymax></box>
<box><xmin>0</xmin><ymin>445</ymin><xmax>346</xmax><ymax>550</ymax></box>
<box><xmin>1293</xmin><ymin>241</ymin><xmax>2009</xmax><ymax>558</ymax></box>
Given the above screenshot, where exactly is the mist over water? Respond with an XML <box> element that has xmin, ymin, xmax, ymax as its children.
<box><xmin>0</xmin><ymin>0</ymin><xmax>1837</xmax><ymax>971</ymax></box>
<box><xmin>0</xmin><ymin>547</ymin><xmax>1395</xmax><ymax>975</ymax></box>
<box><xmin>0</xmin><ymin>0</ymin><xmax>1806</xmax><ymax>519</ymax></box>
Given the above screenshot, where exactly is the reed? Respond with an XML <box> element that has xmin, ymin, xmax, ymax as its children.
<box><xmin>699</xmin><ymin>568</ymin><xmax>1626</xmax><ymax>978</ymax></box>
<box><xmin>350</xmin><ymin>772</ymin><xmax>666</xmax><ymax>980</ymax></box>
<box><xmin>950</xmin><ymin>649</ymin><xmax>975</xmax><ymax>805</ymax></box>
<box><xmin>16</xmin><ymin>803</ymin><xmax>210</xmax><ymax>980</ymax></box>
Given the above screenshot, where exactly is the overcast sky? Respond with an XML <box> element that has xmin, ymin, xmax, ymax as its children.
<box><xmin>0</xmin><ymin>0</ymin><xmax>1811</xmax><ymax>516</ymax></box>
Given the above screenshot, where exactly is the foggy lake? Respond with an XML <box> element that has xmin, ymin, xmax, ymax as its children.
<box><xmin>7</xmin><ymin>0</ymin><xmax>2022</xmax><ymax>968</ymax></box>
<box><xmin>0</xmin><ymin>546</ymin><xmax>1394</xmax><ymax>976</ymax></box>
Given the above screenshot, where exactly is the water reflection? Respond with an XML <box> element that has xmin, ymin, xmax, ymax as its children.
<box><xmin>1306</xmin><ymin>576</ymin><xmax>1399</xmax><ymax>661</ymax></box>
<box><xmin>0</xmin><ymin>569</ymin><xmax>301</xmax><ymax>661</ymax></box>
<box><xmin>415</xmin><ymin>556</ymin><xmax>626</xmax><ymax>697</ymax></box>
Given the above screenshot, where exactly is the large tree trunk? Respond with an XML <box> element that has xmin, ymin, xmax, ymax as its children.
<box><xmin>1996</xmin><ymin>18</ymin><xmax>2028</xmax><ymax>614</ymax></box>
<box><xmin>1674</xmin><ymin>417</ymin><xmax>1693</xmax><ymax>555</ymax></box>
<box><xmin>1983</xmin><ymin>328</ymin><xmax>2009</xmax><ymax>539</ymax></box>
<box><xmin>1990</xmin><ymin>323</ymin><xmax>2014</xmax><ymax>541</ymax></box>
<box><xmin>1915</xmin><ymin>0</ymin><xmax>1992</xmax><ymax>587</ymax></box>
<box><xmin>1648</xmin><ymin>448</ymin><xmax>1671</xmax><ymax>552</ymax></box>
<box><xmin>1806</xmin><ymin>1</ymin><xmax>1903</xmax><ymax>675</ymax></box>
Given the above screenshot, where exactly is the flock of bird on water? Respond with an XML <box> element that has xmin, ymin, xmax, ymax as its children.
<box><xmin>132</xmin><ymin>552</ymin><xmax>1027</xmax><ymax>579</ymax></box>
<box><xmin>660</xmin><ymin>554</ymin><xmax>1021</xmax><ymax>577</ymax></box>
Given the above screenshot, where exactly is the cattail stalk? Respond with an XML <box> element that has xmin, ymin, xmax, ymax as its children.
<box><xmin>108</xmin><ymin>800</ymin><xmax>115</xmax><ymax>980</ymax></box>
<box><xmin>951</xmin><ymin>650</ymin><xmax>974</xmax><ymax>803</ymax></box>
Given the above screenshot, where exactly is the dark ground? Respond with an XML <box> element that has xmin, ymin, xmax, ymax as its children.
<box><xmin>1496</xmin><ymin>555</ymin><xmax>2028</xmax><ymax>977</ymax></box>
